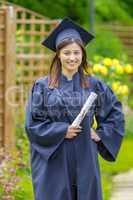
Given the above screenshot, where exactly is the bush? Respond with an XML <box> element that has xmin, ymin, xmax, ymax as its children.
<box><xmin>85</xmin><ymin>56</ymin><xmax>133</xmax><ymax>103</ymax></box>
<box><xmin>0</xmin><ymin>149</ymin><xmax>22</xmax><ymax>200</ymax></box>
<box><xmin>86</xmin><ymin>27</ymin><xmax>128</xmax><ymax>61</ymax></box>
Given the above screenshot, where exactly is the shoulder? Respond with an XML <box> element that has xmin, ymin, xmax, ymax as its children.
<box><xmin>85</xmin><ymin>75</ymin><xmax>117</xmax><ymax>102</ymax></box>
<box><xmin>30</xmin><ymin>76</ymin><xmax>49</xmax><ymax>94</ymax></box>
<box><xmin>34</xmin><ymin>76</ymin><xmax>49</xmax><ymax>87</ymax></box>
<box><xmin>85</xmin><ymin>75</ymin><xmax>108</xmax><ymax>92</ymax></box>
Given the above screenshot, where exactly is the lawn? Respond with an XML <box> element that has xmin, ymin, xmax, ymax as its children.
<box><xmin>100</xmin><ymin>138</ymin><xmax>133</xmax><ymax>200</ymax></box>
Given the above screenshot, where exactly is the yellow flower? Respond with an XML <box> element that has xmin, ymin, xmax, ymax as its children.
<box><xmin>124</xmin><ymin>64</ymin><xmax>133</xmax><ymax>74</ymax></box>
<box><xmin>115</xmin><ymin>64</ymin><xmax>124</xmax><ymax>74</ymax></box>
<box><xmin>100</xmin><ymin>66</ymin><xmax>108</xmax><ymax>75</ymax></box>
<box><xmin>112</xmin><ymin>81</ymin><xmax>120</xmax><ymax>92</ymax></box>
<box><xmin>112</xmin><ymin>59</ymin><xmax>120</xmax><ymax>66</ymax></box>
<box><xmin>84</xmin><ymin>66</ymin><xmax>93</xmax><ymax>75</ymax></box>
<box><xmin>119</xmin><ymin>85</ymin><xmax>129</xmax><ymax>96</ymax></box>
<box><xmin>93</xmin><ymin>64</ymin><xmax>102</xmax><ymax>73</ymax></box>
<box><xmin>103</xmin><ymin>58</ymin><xmax>112</xmax><ymax>67</ymax></box>
<box><xmin>93</xmin><ymin>64</ymin><xmax>108</xmax><ymax>75</ymax></box>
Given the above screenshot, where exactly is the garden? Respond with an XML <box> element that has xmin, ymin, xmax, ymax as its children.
<box><xmin>0</xmin><ymin>0</ymin><xmax>133</xmax><ymax>199</ymax></box>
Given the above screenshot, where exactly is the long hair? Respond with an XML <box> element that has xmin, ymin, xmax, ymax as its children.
<box><xmin>48</xmin><ymin>38</ymin><xmax>90</xmax><ymax>88</ymax></box>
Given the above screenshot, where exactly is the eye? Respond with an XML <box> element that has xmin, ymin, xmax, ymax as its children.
<box><xmin>74</xmin><ymin>51</ymin><xmax>81</xmax><ymax>55</ymax></box>
<box><xmin>63</xmin><ymin>51</ymin><xmax>70</xmax><ymax>55</ymax></box>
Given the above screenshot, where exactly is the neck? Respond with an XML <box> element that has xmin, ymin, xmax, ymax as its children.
<box><xmin>61</xmin><ymin>69</ymin><xmax>78</xmax><ymax>80</ymax></box>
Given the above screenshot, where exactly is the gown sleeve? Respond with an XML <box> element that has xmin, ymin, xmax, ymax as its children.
<box><xmin>25</xmin><ymin>79</ymin><xmax>69</xmax><ymax>160</ymax></box>
<box><xmin>95</xmin><ymin>80</ymin><xmax>125</xmax><ymax>161</ymax></box>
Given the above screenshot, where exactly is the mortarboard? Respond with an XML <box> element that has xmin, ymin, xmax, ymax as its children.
<box><xmin>41</xmin><ymin>17</ymin><xmax>94</xmax><ymax>52</ymax></box>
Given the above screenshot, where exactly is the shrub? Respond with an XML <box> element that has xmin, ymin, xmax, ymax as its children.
<box><xmin>86</xmin><ymin>27</ymin><xmax>128</xmax><ymax>61</ymax></box>
<box><xmin>85</xmin><ymin>56</ymin><xmax>133</xmax><ymax>102</ymax></box>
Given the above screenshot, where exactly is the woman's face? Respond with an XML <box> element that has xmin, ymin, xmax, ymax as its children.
<box><xmin>59</xmin><ymin>42</ymin><xmax>83</xmax><ymax>75</ymax></box>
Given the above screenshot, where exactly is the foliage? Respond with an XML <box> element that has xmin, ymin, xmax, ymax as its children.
<box><xmin>85</xmin><ymin>56</ymin><xmax>133</xmax><ymax>102</ymax></box>
<box><xmin>100</xmin><ymin>138</ymin><xmax>133</xmax><ymax>175</ymax></box>
<box><xmin>9</xmin><ymin>0</ymin><xmax>89</xmax><ymax>24</ymax></box>
<box><xmin>0</xmin><ymin>111</ymin><xmax>34</xmax><ymax>200</ymax></box>
<box><xmin>101</xmin><ymin>174</ymin><xmax>112</xmax><ymax>200</ymax></box>
<box><xmin>95</xmin><ymin>0</ymin><xmax>133</xmax><ymax>25</ymax></box>
<box><xmin>117</xmin><ymin>0</ymin><xmax>133</xmax><ymax>18</ymax></box>
<box><xmin>124</xmin><ymin>110</ymin><xmax>133</xmax><ymax>138</ymax></box>
<box><xmin>0</xmin><ymin>142</ymin><xmax>34</xmax><ymax>200</ymax></box>
<box><xmin>9</xmin><ymin>0</ymin><xmax>133</xmax><ymax>25</ymax></box>
<box><xmin>0</xmin><ymin>149</ymin><xmax>22</xmax><ymax>200</ymax></box>
<box><xmin>86</xmin><ymin>27</ymin><xmax>128</xmax><ymax>61</ymax></box>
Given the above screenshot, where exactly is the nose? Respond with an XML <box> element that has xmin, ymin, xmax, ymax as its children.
<box><xmin>69</xmin><ymin>53</ymin><xmax>75</xmax><ymax>61</ymax></box>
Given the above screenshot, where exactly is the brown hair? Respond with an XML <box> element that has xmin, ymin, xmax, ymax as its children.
<box><xmin>48</xmin><ymin>38</ymin><xmax>90</xmax><ymax>89</ymax></box>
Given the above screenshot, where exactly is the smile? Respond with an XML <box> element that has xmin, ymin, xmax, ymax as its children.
<box><xmin>67</xmin><ymin>62</ymin><xmax>77</xmax><ymax>65</ymax></box>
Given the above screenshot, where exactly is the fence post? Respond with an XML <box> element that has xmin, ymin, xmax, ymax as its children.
<box><xmin>4</xmin><ymin>6</ymin><xmax>16</xmax><ymax>149</ymax></box>
<box><xmin>0</xmin><ymin>7</ymin><xmax>5</xmax><ymax>148</ymax></box>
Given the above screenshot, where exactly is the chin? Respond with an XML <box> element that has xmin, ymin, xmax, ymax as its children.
<box><xmin>68</xmin><ymin>68</ymin><xmax>78</xmax><ymax>72</ymax></box>
<box><xmin>66</xmin><ymin>66</ymin><xmax>79</xmax><ymax>71</ymax></box>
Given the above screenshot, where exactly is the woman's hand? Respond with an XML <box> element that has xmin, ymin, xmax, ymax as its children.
<box><xmin>91</xmin><ymin>128</ymin><xmax>101</xmax><ymax>142</ymax></box>
<box><xmin>65</xmin><ymin>125</ymin><xmax>82</xmax><ymax>139</ymax></box>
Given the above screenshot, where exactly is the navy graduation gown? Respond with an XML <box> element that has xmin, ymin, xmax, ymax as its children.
<box><xmin>25</xmin><ymin>72</ymin><xmax>124</xmax><ymax>200</ymax></box>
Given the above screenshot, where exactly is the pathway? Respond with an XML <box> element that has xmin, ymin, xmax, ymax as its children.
<box><xmin>110</xmin><ymin>169</ymin><xmax>133</xmax><ymax>200</ymax></box>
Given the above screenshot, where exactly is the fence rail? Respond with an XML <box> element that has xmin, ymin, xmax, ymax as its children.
<box><xmin>101</xmin><ymin>24</ymin><xmax>133</xmax><ymax>63</ymax></box>
<box><xmin>0</xmin><ymin>3</ymin><xmax>58</xmax><ymax>149</ymax></box>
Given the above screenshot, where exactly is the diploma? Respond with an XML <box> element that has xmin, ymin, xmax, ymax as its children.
<box><xmin>71</xmin><ymin>92</ymin><xmax>97</xmax><ymax>127</ymax></box>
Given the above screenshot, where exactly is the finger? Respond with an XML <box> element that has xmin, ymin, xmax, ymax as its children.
<box><xmin>70</xmin><ymin>125</ymin><xmax>82</xmax><ymax>129</ymax></box>
<box><xmin>74</xmin><ymin>130</ymin><xmax>82</xmax><ymax>133</ymax></box>
<box><xmin>67</xmin><ymin>134</ymin><xmax>76</xmax><ymax>139</ymax></box>
<box><xmin>72</xmin><ymin>133</ymin><xmax>78</xmax><ymax>137</ymax></box>
<box><xmin>73</xmin><ymin>125</ymin><xmax>82</xmax><ymax>129</ymax></box>
<box><xmin>69</xmin><ymin>129</ymin><xmax>82</xmax><ymax>133</ymax></box>
<box><xmin>91</xmin><ymin>135</ymin><xmax>95</xmax><ymax>139</ymax></box>
<box><xmin>71</xmin><ymin>127</ymin><xmax>82</xmax><ymax>132</ymax></box>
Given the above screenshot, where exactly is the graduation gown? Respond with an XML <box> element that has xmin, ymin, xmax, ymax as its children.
<box><xmin>25</xmin><ymin>72</ymin><xmax>125</xmax><ymax>200</ymax></box>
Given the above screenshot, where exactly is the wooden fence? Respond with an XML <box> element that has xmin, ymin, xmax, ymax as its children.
<box><xmin>0</xmin><ymin>2</ymin><xmax>58</xmax><ymax>149</ymax></box>
<box><xmin>101</xmin><ymin>24</ymin><xmax>133</xmax><ymax>63</ymax></box>
<box><xmin>0</xmin><ymin>2</ymin><xmax>133</xmax><ymax>149</ymax></box>
<box><xmin>0</xmin><ymin>7</ymin><xmax>5</xmax><ymax>148</ymax></box>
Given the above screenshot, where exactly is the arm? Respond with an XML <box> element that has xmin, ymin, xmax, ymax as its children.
<box><xmin>25</xmin><ymin>80</ymin><xmax>69</xmax><ymax>160</ymax></box>
<box><xmin>95</xmin><ymin>81</ymin><xmax>125</xmax><ymax>161</ymax></box>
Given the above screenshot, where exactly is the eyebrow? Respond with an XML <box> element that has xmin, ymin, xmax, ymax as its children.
<box><xmin>63</xmin><ymin>49</ymin><xmax>81</xmax><ymax>52</ymax></box>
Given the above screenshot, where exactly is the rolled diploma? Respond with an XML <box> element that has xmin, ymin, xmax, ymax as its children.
<box><xmin>71</xmin><ymin>92</ymin><xmax>97</xmax><ymax>127</ymax></box>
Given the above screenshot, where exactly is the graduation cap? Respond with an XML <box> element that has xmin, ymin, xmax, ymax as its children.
<box><xmin>42</xmin><ymin>17</ymin><xmax>94</xmax><ymax>52</ymax></box>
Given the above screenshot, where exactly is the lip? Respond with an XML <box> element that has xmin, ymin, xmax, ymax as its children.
<box><xmin>67</xmin><ymin>63</ymin><xmax>76</xmax><ymax>67</ymax></box>
<box><xmin>67</xmin><ymin>62</ymin><xmax>76</xmax><ymax>65</ymax></box>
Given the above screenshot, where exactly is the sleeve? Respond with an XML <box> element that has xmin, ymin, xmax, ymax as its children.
<box><xmin>25</xmin><ymin>80</ymin><xmax>69</xmax><ymax>160</ymax></box>
<box><xmin>95</xmin><ymin>80</ymin><xmax>125</xmax><ymax>161</ymax></box>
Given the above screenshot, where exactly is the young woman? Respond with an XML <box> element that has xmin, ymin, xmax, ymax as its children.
<box><xmin>25</xmin><ymin>17</ymin><xmax>125</xmax><ymax>200</ymax></box>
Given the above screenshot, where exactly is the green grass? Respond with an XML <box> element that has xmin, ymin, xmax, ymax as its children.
<box><xmin>13</xmin><ymin>173</ymin><xmax>34</xmax><ymax>200</ymax></box>
<box><xmin>15</xmin><ymin>138</ymin><xmax>133</xmax><ymax>200</ymax></box>
<box><xmin>102</xmin><ymin>174</ymin><xmax>112</xmax><ymax>200</ymax></box>
<box><xmin>100</xmin><ymin>138</ymin><xmax>133</xmax><ymax>200</ymax></box>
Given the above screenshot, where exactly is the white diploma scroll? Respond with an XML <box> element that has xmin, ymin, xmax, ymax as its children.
<box><xmin>71</xmin><ymin>92</ymin><xmax>98</xmax><ymax>127</ymax></box>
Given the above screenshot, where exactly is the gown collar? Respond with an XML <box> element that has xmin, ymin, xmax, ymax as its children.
<box><xmin>59</xmin><ymin>71</ymin><xmax>81</xmax><ymax>92</ymax></box>
<box><xmin>60</xmin><ymin>71</ymin><xmax>79</xmax><ymax>81</ymax></box>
